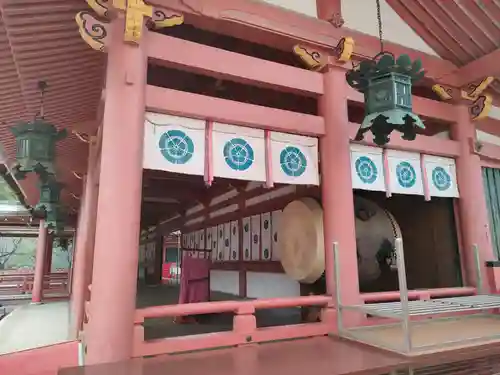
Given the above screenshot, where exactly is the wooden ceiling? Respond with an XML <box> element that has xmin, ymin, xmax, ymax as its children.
<box><xmin>0</xmin><ymin>0</ymin><xmax>105</xmax><ymax>211</ymax></box>
<box><xmin>387</xmin><ymin>0</ymin><xmax>500</xmax><ymax>92</ymax></box>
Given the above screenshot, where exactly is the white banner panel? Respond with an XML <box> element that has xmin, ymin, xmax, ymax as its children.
<box><xmin>212</xmin><ymin>123</ymin><xmax>266</xmax><ymax>182</ymax></box>
<box><xmin>199</xmin><ymin>229</ymin><xmax>206</xmax><ymax>250</ymax></box>
<box><xmin>387</xmin><ymin>150</ymin><xmax>424</xmax><ymax>196</ymax></box>
<box><xmin>350</xmin><ymin>145</ymin><xmax>386</xmax><ymax>192</ymax></box>
<box><xmin>242</xmin><ymin>217</ymin><xmax>251</xmax><ymax>261</ymax></box>
<box><xmin>230</xmin><ymin>221</ymin><xmax>239</xmax><ymax>261</ymax></box>
<box><xmin>261</xmin><ymin>212</ymin><xmax>272</xmax><ymax>261</ymax></box>
<box><xmin>189</xmin><ymin>232</ymin><xmax>195</xmax><ymax>249</ymax></box>
<box><xmin>251</xmin><ymin>215</ymin><xmax>261</xmax><ymax>260</ymax></box>
<box><xmin>223</xmin><ymin>223</ymin><xmax>231</xmax><ymax>261</ymax></box>
<box><xmin>216</xmin><ymin>224</ymin><xmax>224</xmax><ymax>262</ymax></box>
<box><xmin>194</xmin><ymin>231</ymin><xmax>199</xmax><ymax>249</ymax></box>
<box><xmin>144</xmin><ymin>113</ymin><xmax>205</xmax><ymax>175</ymax></box>
<box><xmin>211</xmin><ymin>226</ymin><xmax>218</xmax><ymax>261</ymax></box>
<box><xmin>271</xmin><ymin>132</ymin><xmax>319</xmax><ymax>185</ymax></box>
<box><xmin>206</xmin><ymin>228</ymin><xmax>212</xmax><ymax>251</ymax></box>
<box><xmin>271</xmin><ymin>210</ymin><xmax>282</xmax><ymax>261</ymax></box>
<box><xmin>423</xmin><ymin>155</ymin><xmax>459</xmax><ymax>198</ymax></box>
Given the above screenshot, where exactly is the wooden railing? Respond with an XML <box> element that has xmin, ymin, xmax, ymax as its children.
<box><xmin>0</xmin><ymin>271</ymin><xmax>70</xmax><ymax>297</ymax></box>
<box><xmin>132</xmin><ymin>295</ymin><xmax>335</xmax><ymax>357</ymax></box>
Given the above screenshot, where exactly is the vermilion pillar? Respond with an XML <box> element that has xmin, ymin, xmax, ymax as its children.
<box><xmin>319</xmin><ymin>66</ymin><xmax>360</xmax><ymax>315</ymax></box>
<box><xmin>85</xmin><ymin>16</ymin><xmax>146</xmax><ymax>364</ymax></box>
<box><xmin>452</xmin><ymin>105</ymin><xmax>494</xmax><ymax>292</ymax></box>
<box><xmin>71</xmin><ymin>141</ymin><xmax>98</xmax><ymax>337</ymax></box>
<box><xmin>44</xmin><ymin>233</ymin><xmax>53</xmax><ymax>275</ymax></box>
<box><xmin>32</xmin><ymin>220</ymin><xmax>48</xmax><ymax>303</ymax></box>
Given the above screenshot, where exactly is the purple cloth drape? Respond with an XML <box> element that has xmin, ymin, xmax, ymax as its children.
<box><xmin>178</xmin><ymin>253</ymin><xmax>210</xmax><ymax>305</ymax></box>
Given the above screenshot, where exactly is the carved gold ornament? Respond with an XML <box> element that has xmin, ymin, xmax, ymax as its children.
<box><xmin>75</xmin><ymin>11</ymin><xmax>110</xmax><ymax>52</ymax></box>
<box><xmin>432</xmin><ymin>76</ymin><xmax>494</xmax><ymax>121</ymax></box>
<box><xmin>293</xmin><ymin>45</ymin><xmax>326</xmax><ymax>71</ymax></box>
<box><xmin>292</xmin><ymin>37</ymin><xmax>354</xmax><ymax>71</ymax></box>
<box><xmin>113</xmin><ymin>0</ymin><xmax>153</xmax><ymax>44</ymax></box>
<box><xmin>77</xmin><ymin>0</ymin><xmax>184</xmax><ymax>49</ymax></box>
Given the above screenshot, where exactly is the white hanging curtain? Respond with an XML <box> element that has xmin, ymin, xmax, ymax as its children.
<box><xmin>350</xmin><ymin>144</ymin><xmax>386</xmax><ymax>192</ymax></box>
<box><xmin>143</xmin><ymin>112</ymin><xmax>206</xmax><ymax>176</ymax></box>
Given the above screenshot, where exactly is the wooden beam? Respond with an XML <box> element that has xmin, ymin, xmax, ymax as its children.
<box><xmin>452</xmin><ymin>49</ymin><xmax>500</xmax><ymax>87</ymax></box>
<box><xmin>148</xmin><ymin>0</ymin><xmax>457</xmax><ymax>83</ymax></box>
<box><xmin>146</xmin><ymin>85</ymin><xmax>325</xmax><ymax>136</ymax></box>
<box><xmin>316</xmin><ymin>0</ymin><xmax>343</xmax><ymax>25</ymax></box>
<box><xmin>348</xmin><ymin>123</ymin><xmax>461</xmax><ymax>157</ymax></box>
<box><xmin>146</xmin><ymin>32</ymin><xmax>323</xmax><ymax>97</ymax></box>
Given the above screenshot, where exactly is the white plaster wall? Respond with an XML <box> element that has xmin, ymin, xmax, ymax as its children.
<box><xmin>260</xmin><ymin>0</ymin><xmax>318</xmax><ymax>18</ymax></box>
<box><xmin>477</xmin><ymin>130</ymin><xmax>500</xmax><ymax>147</ymax></box>
<box><xmin>489</xmin><ymin>106</ymin><xmax>500</xmax><ymax>121</ymax></box>
<box><xmin>246</xmin><ymin>272</ymin><xmax>300</xmax><ymax>298</ymax></box>
<box><xmin>210</xmin><ymin>270</ymin><xmax>240</xmax><ymax>295</ymax></box>
<box><xmin>434</xmin><ymin>131</ymin><xmax>451</xmax><ymax>140</ymax></box>
<box><xmin>341</xmin><ymin>0</ymin><xmax>438</xmax><ymax>55</ymax></box>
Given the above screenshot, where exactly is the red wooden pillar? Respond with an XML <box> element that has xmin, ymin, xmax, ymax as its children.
<box><xmin>44</xmin><ymin>233</ymin><xmax>53</xmax><ymax>275</ymax></box>
<box><xmin>451</xmin><ymin>105</ymin><xmax>494</xmax><ymax>291</ymax></box>
<box><xmin>84</xmin><ymin>147</ymin><xmax>100</xmax><ymax>302</ymax></box>
<box><xmin>319</xmin><ymin>66</ymin><xmax>360</xmax><ymax>321</ymax></box>
<box><xmin>32</xmin><ymin>220</ymin><xmax>48</xmax><ymax>303</ymax></box>
<box><xmin>85</xmin><ymin>16</ymin><xmax>147</xmax><ymax>365</ymax></box>
<box><xmin>71</xmin><ymin>140</ymin><xmax>99</xmax><ymax>337</ymax></box>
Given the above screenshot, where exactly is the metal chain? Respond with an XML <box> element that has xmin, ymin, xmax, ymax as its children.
<box><xmin>376</xmin><ymin>0</ymin><xmax>384</xmax><ymax>52</ymax></box>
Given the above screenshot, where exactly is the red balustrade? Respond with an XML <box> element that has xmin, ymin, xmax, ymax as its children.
<box><xmin>0</xmin><ymin>271</ymin><xmax>70</xmax><ymax>299</ymax></box>
<box><xmin>131</xmin><ymin>295</ymin><xmax>335</xmax><ymax>357</ymax></box>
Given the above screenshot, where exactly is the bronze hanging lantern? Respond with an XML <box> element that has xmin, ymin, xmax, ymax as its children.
<box><xmin>36</xmin><ymin>178</ymin><xmax>63</xmax><ymax>209</ymax></box>
<box><xmin>345</xmin><ymin>0</ymin><xmax>425</xmax><ymax>146</ymax></box>
<box><xmin>10</xmin><ymin>81</ymin><xmax>67</xmax><ymax>179</ymax></box>
<box><xmin>35</xmin><ymin>178</ymin><xmax>66</xmax><ymax>232</ymax></box>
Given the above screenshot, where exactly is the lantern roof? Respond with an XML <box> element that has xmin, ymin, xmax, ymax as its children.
<box><xmin>10</xmin><ymin>118</ymin><xmax>67</xmax><ymax>140</ymax></box>
<box><xmin>346</xmin><ymin>53</ymin><xmax>425</xmax><ymax>94</ymax></box>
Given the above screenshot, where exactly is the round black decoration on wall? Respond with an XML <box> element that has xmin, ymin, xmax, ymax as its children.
<box><xmin>244</xmin><ymin>223</ymin><xmax>249</xmax><ymax>232</ymax></box>
<box><xmin>263</xmin><ymin>248</ymin><xmax>269</xmax><ymax>259</ymax></box>
<box><xmin>263</xmin><ymin>220</ymin><xmax>269</xmax><ymax>230</ymax></box>
<box><xmin>253</xmin><ymin>234</ymin><xmax>258</xmax><ymax>244</ymax></box>
<box><xmin>245</xmin><ymin>248</ymin><xmax>249</xmax><ymax>258</ymax></box>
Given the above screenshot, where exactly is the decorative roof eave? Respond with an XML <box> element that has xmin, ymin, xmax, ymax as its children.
<box><xmin>146</xmin><ymin>0</ymin><xmax>458</xmax><ymax>84</ymax></box>
<box><xmin>432</xmin><ymin>76</ymin><xmax>495</xmax><ymax>122</ymax></box>
<box><xmin>385</xmin><ymin>0</ymin><xmax>500</xmax><ymax>94</ymax></box>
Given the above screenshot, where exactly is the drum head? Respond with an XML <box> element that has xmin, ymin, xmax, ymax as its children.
<box><xmin>278</xmin><ymin>198</ymin><xmax>325</xmax><ymax>284</ymax></box>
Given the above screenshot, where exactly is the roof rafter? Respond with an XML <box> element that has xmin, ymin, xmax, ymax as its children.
<box><xmin>451</xmin><ymin>48</ymin><xmax>500</xmax><ymax>87</ymax></box>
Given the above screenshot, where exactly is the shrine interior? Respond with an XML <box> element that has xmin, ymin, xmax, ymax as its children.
<box><xmin>135</xmin><ymin>26</ymin><xmax>465</xmax><ymax>339</ymax></box>
<box><xmin>353</xmin><ymin>190</ymin><xmax>462</xmax><ymax>293</ymax></box>
<box><xmin>139</xmin><ymin>168</ymin><xmax>318</xmax><ymax>340</ymax></box>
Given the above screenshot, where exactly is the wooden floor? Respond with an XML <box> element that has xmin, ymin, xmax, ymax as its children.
<box><xmin>60</xmin><ymin>336</ymin><xmax>410</xmax><ymax>375</ymax></box>
<box><xmin>0</xmin><ymin>301</ymin><xmax>71</xmax><ymax>354</ymax></box>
